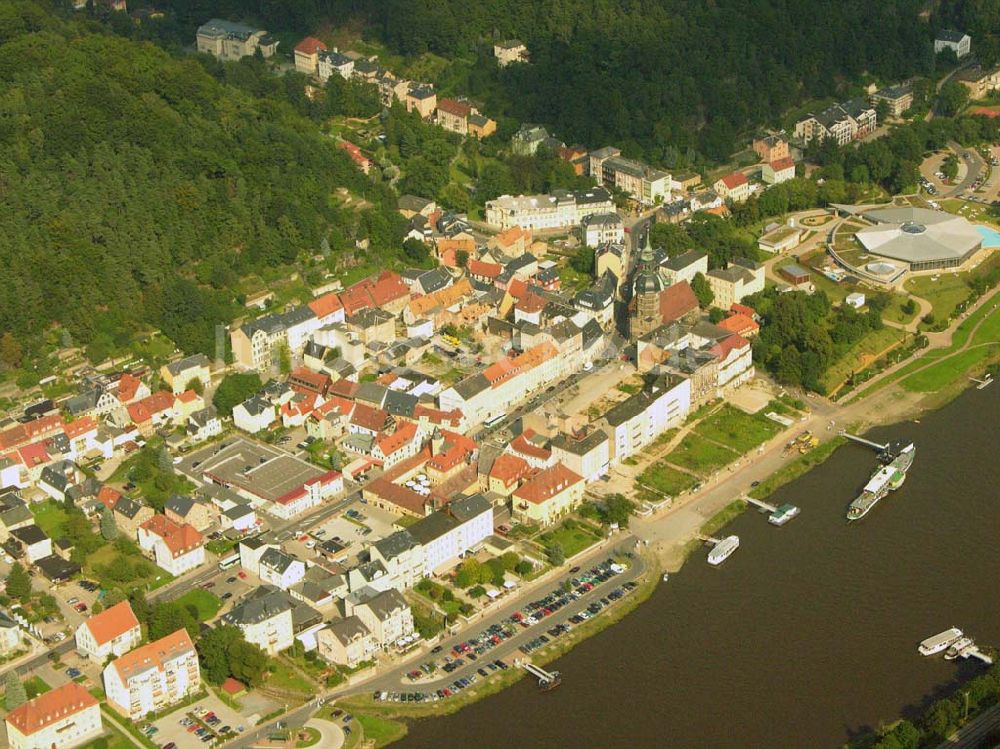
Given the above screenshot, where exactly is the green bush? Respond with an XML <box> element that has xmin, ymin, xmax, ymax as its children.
<box><xmin>468</xmin><ymin>586</ymin><xmax>485</xmax><ymax>598</ymax></box>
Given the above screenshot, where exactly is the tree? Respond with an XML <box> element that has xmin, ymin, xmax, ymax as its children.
<box><xmin>148</xmin><ymin>601</ymin><xmax>199</xmax><ymax>640</ymax></box>
<box><xmin>158</xmin><ymin>446</ymin><xmax>174</xmax><ymax>475</ymax></box>
<box><xmin>6</xmin><ymin>563</ymin><xmax>31</xmax><ymax>603</ymax></box>
<box><xmin>649</xmin><ymin>223</ymin><xmax>690</xmax><ymax>256</ymax></box>
<box><xmin>100</xmin><ymin>507</ymin><xmax>118</xmax><ymax>541</ymax></box>
<box><xmin>937</xmin><ymin>81</ymin><xmax>970</xmax><ymax>117</ymax></box>
<box><xmin>184</xmin><ymin>377</ymin><xmax>204</xmax><ymax>396</ymax></box>
<box><xmin>545</xmin><ymin>542</ymin><xmax>565</xmax><ymax>566</ymax></box>
<box><xmin>603</xmin><ymin>494</ymin><xmax>635</xmax><ymax>526</ymax></box>
<box><xmin>454</xmin><ymin>559</ymin><xmax>483</xmax><ymax>588</ymax></box>
<box><xmin>212</xmin><ymin>373</ymin><xmax>262</xmax><ymax>417</ymax></box>
<box><xmin>4</xmin><ymin>672</ymin><xmax>26</xmax><ymax>711</ymax></box>
<box><xmin>691</xmin><ymin>272</ymin><xmax>714</xmax><ymax>308</ymax></box>
<box><xmin>941</xmin><ymin>154</ymin><xmax>959</xmax><ymax>181</ymax></box>
<box><xmin>276</xmin><ymin>343</ymin><xmax>292</xmax><ymax>375</ymax></box>
<box><xmin>514</xmin><ymin>560</ymin><xmax>533</xmax><ymax>576</ymax></box>
<box><xmin>197</xmin><ymin>625</ymin><xmax>240</xmax><ymax>684</ymax></box>
<box><xmin>228</xmin><ymin>639</ymin><xmax>269</xmax><ymax>687</ymax></box>
<box><xmin>708</xmin><ymin>307</ymin><xmax>725</xmax><ymax>323</ymax></box>
<box><xmin>455</xmin><ymin>249</ymin><xmax>469</xmax><ymax>268</ymax></box>
<box><xmin>0</xmin><ymin>333</ymin><xmax>22</xmax><ymax>371</ymax></box>
<box><xmin>569</xmin><ymin>246</ymin><xmax>595</xmax><ymax>275</ymax></box>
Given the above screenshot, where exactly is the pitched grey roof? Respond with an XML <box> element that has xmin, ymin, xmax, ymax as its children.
<box><xmin>372</xmin><ymin>530</ymin><xmax>419</xmax><ymax>561</ymax></box>
<box><xmin>417</xmin><ymin>267</ymin><xmax>452</xmax><ymax>294</ymax></box>
<box><xmin>222</xmin><ymin>585</ymin><xmax>293</xmax><ymax>626</ymax></box>
<box><xmin>260</xmin><ymin>548</ymin><xmax>299</xmax><ymax>574</ymax></box>
<box><xmin>551</xmin><ymin>429</ymin><xmax>609</xmax><ymax>455</ymax></box>
<box><xmin>325</xmin><ymin>615</ymin><xmax>370</xmax><ymax>645</ymax></box>
<box><xmin>165</xmin><ymin>353</ymin><xmax>210</xmax><ymax>376</ymax></box>
<box><xmin>448</xmin><ymin>493</ymin><xmax>491</xmax><ymax>523</ymax></box>
<box><xmin>114</xmin><ymin>497</ymin><xmax>145</xmax><ymax>519</ymax></box>
<box><xmin>238</xmin><ymin>395</ymin><xmax>272</xmax><ymax>417</ymax></box>
<box><xmin>359</xmin><ymin>588</ymin><xmax>409</xmax><ymax>622</ymax></box>
<box><xmin>355</xmin><ymin>382</ymin><xmax>388</xmax><ymax>408</ymax></box>
<box><xmin>384</xmin><ymin>390</ymin><xmax>418</xmax><ymax>419</ymax></box>
<box><xmin>407</xmin><ymin>511</ymin><xmax>457</xmax><ymax>546</ymax></box>
<box><xmin>662</xmin><ymin>250</ymin><xmax>706</xmax><ymax>272</ymax></box>
<box><xmin>165</xmin><ymin>494</ymin><xmax>194</xmax><ymax>518</ymax></box>
<box><xmin>11</xmin><ymin>525</ymin><xmax>47</xmax><ymax>545</ymax></box>
<box><xmin>451</xmin><ymin>373</ymin><xmax>490</xmax><ymax>400</ymax></box>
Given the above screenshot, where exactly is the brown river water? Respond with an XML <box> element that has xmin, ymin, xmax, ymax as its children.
<box><xmin>395</xmin><ymin>387</ymin><xmax>1000</xmax><ymax>748</ymax></box>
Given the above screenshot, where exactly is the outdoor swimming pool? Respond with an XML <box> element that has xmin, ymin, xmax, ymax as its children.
<box><xmin>976</xmin><ymin>225</ymin><xmax>1000</xmax><ymax>248</ymax></box>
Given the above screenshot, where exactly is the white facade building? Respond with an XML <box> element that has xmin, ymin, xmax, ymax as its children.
<box><xmin>103</xmin><ymin>629</ymin><xmax>201</xmax><ymax>720</ymax></box>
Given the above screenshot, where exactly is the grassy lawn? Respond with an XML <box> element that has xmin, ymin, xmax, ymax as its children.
<box><xmin>83</xmin><ymin>726</ymin><xmax>136</xmax><ymax>749</ymax></box>
<box><xmin>266</xmin><ymin>661</ymin><xmax>315</xmax><ymax>696</ymax></box>
<box><xmin>174</xmin><ymin>589</ymin><xmax>222</xmax><ymax>621</ymax></box>
<box><xmin>24</xmin><ymin>675</ymin><xmax>50</xmax><ymax>698</ymax></box>
<box><xmin>637</xmin><ymin>461</ymin><xmax>698</xmax><ymax>497</ymax></box>
<box><xmin>84</xmin><ymin>544</ymin><xmax>167</xmax><ymax>593</ymax></box>
<box><xmin>905</xmin><ymin>254</ymin><xmax>1000</xmax><ymax>325</ymax></box>
<box><xmin>558</xmin><ymin>262</ymin><xmax>592</xmax><ymax>292</ymax></box>
<box><xmin>537</xmin><ymin>521</ymin><xmax>603</xmax><ymax>559</ymax></box>
<box><xmin>693</xmin><ymin>405</ymin><xmax>782</xmax><ymax>453</ymax></box>
<box><xmin>820</xmin><ymin>327</ymin><xmax>906</xmax><ymax>392</ymax></box>
<box><xmin>295</xmin><ymin>726</ymin><xmax>322</xmax><ymax>748</ymax></box>
<box><xmin>665</xmin><ymin>434</ymin><xmax>739</xmax><ymax>476</ymax></box>
<box><xmin>900</xmin><ymin>306</ymin><xmax>1000</xmax><ymax>392</ymax></box>
<box><xmin>30</xmin><ymin>500</ymin><xmax>70</xmax><ymax>538</ymax></box>
<box><xmin>356</xmin><ymin>714</ymin><xmax>408</xmax><ymax>748</ymax></box>
<box><xmin>883</xmin><ymin>294</ymin><xmax>920</xmax><ymax>326</ymax></box>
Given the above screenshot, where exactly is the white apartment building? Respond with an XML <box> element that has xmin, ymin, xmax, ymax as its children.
<box><xmin>196</xmin><ymin>19</ymin><xmax>277</xmax><ymax>61</ymax></box>
<box><xmin>233</xmin><ymin>396</ymin><xmax>276</xmax><ymax>434</ymax></box>
<box><xmin>5</xmin><ymin>682</ymin><xmax>102</xmax><ymax>749</ymax></box>
<box><xmin>137</xmin><ymin>515</ymin><xmax>205</xmax><ymax>576</ymax></box>
<box><xmin>581</xmin><ymin>213</ymin><xmax>625</xmax><ymax>247</ymax></box>
<box><xmin>485</xmin><ymin>187</ymin><xmax>613</xmax><ymax>231</ymax></box>
<box><xmin>603</xmin><ymin>375</ymin><xmax>691</xmax><ymax>463</ymax></box>
<box><xmin>407</xmin><ymin>494</ymin><xmax>493</xmax><ymax>575</ymax></box>
<box><xmin>549</xmin><ymin>429</ymin><xmax>610</xmax><ymax>483</ymax></box>
<box><xmin>103</xmin><ymin>629</ymin><xmax>201</xmax><ymax>720</ymax></box>
<box><xmin>258</xmin><ymin>548</ymin><xmax>306</xmax><ymax>590</ymax></box>
<box><xmin>221</xmin><ymin>586</ymin><xmax>295</xmax><ymax>655</ymax></box>
<box><xmin>349</xmin><ymin>589</ymin><xmax>414</xmax><ymax>649</ymax></box>
<box><xmin>74</xmin><ymin>601</ymin><xmax>142</xmax><ymax>663</ymax></box>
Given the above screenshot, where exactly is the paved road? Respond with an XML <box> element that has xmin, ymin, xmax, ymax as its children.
<box><xmin>943</xmin><ymin>141</ymin><xmax>985</xmax><ymax>198</ymax></box>
<box><xmin>226</xmin><ymin>537</ymin><xmax>646</xmax><ymax>748</ymax></box>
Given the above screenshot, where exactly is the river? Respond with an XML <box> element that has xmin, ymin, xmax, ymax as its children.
<box><xmin>395</xmin><ymin>386</ymin><xmax>1000</xmax><ymax>748</ymax></box>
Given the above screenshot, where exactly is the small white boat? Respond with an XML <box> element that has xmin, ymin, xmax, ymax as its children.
<box><xmin>707</xmin><ymin>535</ymin><xmax>740</xmax><ymax>566</ymax></box>
<box><xmin>945</xmin><ymin>637</ymin><xmax>973</xmax><ymax>660</ymax></box>
<box><xmin>768</xmin><ymin>504</ymin><xmax>800</xmax><ymax>526</ymax></box>
<box><xmin>919</xmin><ymin>627</ymin><xmax>963</xmax><ymax>656</ymax></box>
<box><xmin>662</xmin><ymin>573</ymin><xmax>670</xmax><ymax>582</ymax></box>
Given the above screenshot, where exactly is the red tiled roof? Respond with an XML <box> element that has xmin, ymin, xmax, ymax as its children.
<box><xmin>495</xmin><ymin>226</ymin><xmax>530</xmax><ymax>247</ymax></box>
<box><xmin>97</xmin><ymin>485</ymin><xmax>123</xmax><ymax>510</ymax></box>
<box><xmin>718</xmin><ymin>313</ymin><xmax>759</xmax><ymax>337</ymax></box>
<box><xmin>710</xmin><ymin>334</ymin><xmax>751</xmax><ymax>359</ymax></box>
<box><xmin>509</xmin><ymin>429</ymin><xmax>551</xmax><ymax>461</ymax></box>
<box><xmin>275</xmin><ymin>469</ymin><xmax>341</xmax><ymax>505</ymax></box>
<box><xmin>328</xmin><ymin>380</ymin><xmax>360</xmax><ymax>400</ymax></box>
<box><xmin>513</xmin><ymin>463</ymin><xmax>583</xmax><ymax>504</ymax></box>
<box><xmin>659</xmin><ymin>281</ymin><xmax>699</xmax><ymax>323</ymax></box>
<box><xmin>140</xmin><ymin>514</ymin><xmax>203</xmax><ymax>558</ymax></box>
<box><xmin>83</xmin><ymin>600</ymin><xmax>139</xmax><ymax>646</ymax></box>
<box><xmin>5</xmin><ymin>682</ymin><xmax>97</xmax><ymax>737</ymax></box>
<box><xmin>176</xmin><ymin>390</ymin><xmax>199</xmax><ymax>404</ymax></box>
<box><xmin>221</xmin><ymin>677</ymin><xmax>246</xmax><ymax>695</ymax></box>
<box><xmin>489</xmin><ymin>453</ymin><xmax>530</xmax><ymax>486</ymax></box>
<box><xmin>413</xmin><ymin>405</ymin><xmax>463</xmax><ymax>427</ymax></box>
<box><xmin>294</xmin><ymin>36</ymin><xmax>326</xmax><ymax>55</ymax></box>
<box><xmin>109</xmin><ymin>628</ymin><xmax>195</xmax><ymax>683</ymax></box>
<box><xmin>720</xmin><ymin>172</ymin><xmax>748</xmax><ymax>189</ymax></box>
<box><xmin>308</xmin><ymin>292</ymin><xmax>344</xmax><ymax>320</ymax></box>
<box><xmin>437</xmin><ymin>98</ymin><xmax>472</xmax><ymax>118</ymax></box>
<box><xmin>769</xmin><ymin>157</ymin><xmax>795</xmax><ymax>172</ymax></box>
<box><xmin>482</xmin><ymin>343</ymin><xmax>558</xmax><ymax>388</ymax></box>
<box><xmin>16</xmin><ymin>442</ymin><xmax>50</xmax><ymax>468</ymax></box>
<box><xmin>730</xmin><ymin>303</ymin><xmax>756</xmax><ymax>318</ymax></box>
<box><xmin>467</xmin><ymin>259</ymin><xmax>501</xmax><ymax>279</ymax></box>
<box><xmin>63</xmin><ymin>416</ymin><xmax>97</xmax><ymax>440</ymax></box>
<box><xmin>116</xmin><ymin>373</ymin><xmax>144</xmax><ymax>403</ymax></box>
<box><xmin>289</xmin><ymin>367</ymin><xmax>330</xmax><ymax>396</ymax></box>
<box><xmin>351</xmin><ymin>403</ymin><xmax>389</xmax><ymax>432</ymax></box>
<box><xmin>370</xmin><ymin>270</ymin><xmax>409</xmax><ymax>306</ymax></box>
<box><xmin>515</xmin><ymin>292</ymin><xmax>546</xmax><ymax>314</ymax></box>
<box><xmin>376</xmin><ymin>422</ymin><xmax>419</xmax><ymax>458</ymax></box>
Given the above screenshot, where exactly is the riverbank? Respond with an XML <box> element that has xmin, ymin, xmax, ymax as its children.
<box><xmin>336</xmin><ymin>552</ymin><xmax>662</xmax><ymax>743</ymax></box>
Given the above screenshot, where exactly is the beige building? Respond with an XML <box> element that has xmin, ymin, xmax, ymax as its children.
<box><xmin>221</xmin><ymin>586</ymin><xmax>295</xmax><ymax>655</ymax></box>
<box><xmin>590</xmin><ymin>147</ymin><xmax>670</xmax><ymax>205</ymax></box>
<box><xmin>706</xmin><ymin>258</ymin><xmax>765</xmax><ymax>308</ymax></box>
<box><xmin>494</xmin><ymin>40</ymin><xmax>528</xmax><ymax>66</ymax></box>
<box><xmin>196</xmin><ymin>19</ymin><xmax>277</xmax><ymax>61</ymax></box>
<box><xmin>104</xmin><ymin>629</ymin><xmax>200</xmax><ymax>720</ymax></box>
<box><xmin>870</xmin><ymin>84</ymin><xmax>914</xmax><ymax>116</ymax></box>
<box><xmin>160</xmin><ymin>353</ymin><xmax>211</xmax><ymax>395</ymax></box>
<box><xmin>752</xmin><ymin>134</ymin><xmax>789</xmax><ymax>163</ymax></box>
<box><xmin>714</xmin><ymin>172</ymin><xmax>751</xmax><ymax>202</ymax></box>
<box><xmin>5</xmin><ymin>683</ymin><xmax>102</xmax><ymax>749</ymax></box>
<box><xmin>549</xmin><ymin>429</ymin><xmax>610</xmax><ymax>483</ymax></box>
<box><xmin>512</xmin><ymin>462</ymin><xmax>585</xmax><ymax>526</ymax></box>
<box><xmin>405</xmin><ymin>85</ymin><xmax>437</xmax><ymax>119</ymax></box>
<box><xmin>761</xmin><ymin>157</ymin><xmax>796</xmax><ymax>186</ymax></box>
<box><xmin>956</xmin><ymin>66</ymin><xmax>1000</xmax><ymax>100</ymax></box>
<box><xmin>317</xmin><ymin>616</ymin><xmax>375</xmax><ymax>667</ymax></box>
<box><xmin>113</xmin><ymin>498</ymin><xmax>154</xmax><ymax>542</ymax></box>
<box><xmin>294</xmin><ymin>36</ymin><xmax>327</xmax><ymax>76</ymax></box>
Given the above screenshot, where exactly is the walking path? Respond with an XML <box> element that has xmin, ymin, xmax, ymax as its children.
<box><xmin>305</xmin><ymin>718</ymin><xmax>344</xmax><ymax>749</ymax></box>
<box><xmin>936</xmin><ymin>704</ymin><xmax>1000</xmax><ymax>749</ymax></box>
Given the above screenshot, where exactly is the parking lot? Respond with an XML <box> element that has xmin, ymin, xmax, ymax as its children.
<box><xmin>198</xmin><ymin>571</ymin><xmax>257</xmax><ymax>619</ymax></box>
<box><xmin>148</xmin><ymin>693</ymin><xmax>248</xmax><ymax>749</ymax></box>
<box><xmin>288</xmin><ymin>501</ymin><xmax>401</xmax><ymax>562</ymax></box>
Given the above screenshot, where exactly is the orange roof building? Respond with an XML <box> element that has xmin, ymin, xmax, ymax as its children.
<box><xmin>718</xmin><ymin>313</ymin><xmax>759</xmax><ymax>337</ymax></box>
<box><xmin>5</xmin><ymin>682</ymin><xmax>101</xmax><ymax>748</ymax></box>
<box><xmin>138</xmin><ymin>514</ymin><xmax>204</xmax><ymax>576</ymax></box>
<box><xmin>103</xmin><ymin>628</ymin><xmax>201</xmax><ymax>720</ymax></box>
<box><xmin>488</xmin><ymin>453</ymin><xmax>530</xmax><ymax>495</ymax></box>
<box><xmin>74</xmin><ymin>600</ymin><xmax>142</xmax><ymax>662</ymax></box>
<box><xmin>308</xmin><ymin>292</ymin><xmax>345</xmax><ymax>324</ymax></box>
<box><xmin>512</xmin><ymin>462</ymin><xmax>585</xmax><ymax>526</ymax></box>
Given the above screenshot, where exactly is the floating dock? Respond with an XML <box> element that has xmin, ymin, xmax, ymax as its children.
<box><xmin>521</xmin><ymin>662</ymin><xmax>562</xmax><ymax>690</ymax></box>
<box><xmin>743</xmin><ymin>496</ymin><xmax>800</xmax><ymax>525</ymax></box>
<box><xmin>840</xmin><ymin>431</ymin><xmax>888</xmax><ymax>452</ymax></box>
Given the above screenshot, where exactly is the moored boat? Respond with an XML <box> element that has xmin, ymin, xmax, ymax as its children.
<box><xmin>919</xmin><ymin>627</ymin><xmax>963</xmax><ymax>656</ymax></box>
<box><xmin>707</xmin><ymin>535</ymin><xmax>739</xmax><ymax>566</ymax></box>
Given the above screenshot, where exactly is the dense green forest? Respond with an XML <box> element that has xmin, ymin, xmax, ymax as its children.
<box><xmin>159</xmin><ymin>0</ymin><xmax>935</xmax><ymax>162</ymax></box>
<box><xmin>0</xmin><ymin>1</ymin><xmax>405</xmax><ymax>364</ymax></box>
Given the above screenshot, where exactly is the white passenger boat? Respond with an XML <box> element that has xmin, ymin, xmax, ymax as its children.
<box><xmin>919</xmin><ymin>627</ymin><xmax>963</xmax><ymax>656</ymax></box>
<box><xmin>707</xmin><ymin>535</ymin><xmax>739</xmax><ymax>566</ymax></box>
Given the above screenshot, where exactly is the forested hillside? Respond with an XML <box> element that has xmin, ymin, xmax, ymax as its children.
<box><xmin>0</xmin><ymin>1</ymin><xmax>402</xmax><ymax>362</ymax></box>
<box><xmin>167</xmin><ymin>0</ymin><xmax>933</xmax><ymax>162</ymax></box>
